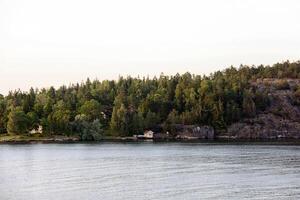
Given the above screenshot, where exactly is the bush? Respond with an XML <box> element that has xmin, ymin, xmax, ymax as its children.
<box><xmin>275</xmin><ymin>80</ymin><xmax>290</xmax><ymax>90</ymax></box>
<box><xmin>293</xmin><ymin>87</ymin><xmax>300</xmax><ymax>105</ymax></box>
<box><xmin>71</xmin><ymin>116</ymin><xmax>104</xmax><ymax>141</ymax></box>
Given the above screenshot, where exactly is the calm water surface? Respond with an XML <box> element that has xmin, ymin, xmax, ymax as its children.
<box><xmin>0</xmin><ymin>143</ymin><xmax>299</xmax><ymax>200</ymax></box>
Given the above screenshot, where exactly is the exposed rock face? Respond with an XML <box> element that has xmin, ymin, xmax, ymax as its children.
<box><xmin>228</xmin><ymin>114</ymin><xmax>300</xmax><ymax>139</ymax></box>
<box><xmin>174</xmin><ymin>125</ymin><xmax>214</xmax><ymax>139</ymax></box>
<box><xmin>227</xmin><ymin>79</ymin><xmax>300</xmax><ymax>139</ymax></box>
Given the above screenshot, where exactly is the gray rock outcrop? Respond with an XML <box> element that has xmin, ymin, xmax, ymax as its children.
<box><xmin>227</xmin><ymin>79</ymin><xmax>300</xmax><ymax>139</ymax></box>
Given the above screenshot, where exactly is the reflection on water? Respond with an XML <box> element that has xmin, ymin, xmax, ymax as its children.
<box><xmin>0</xmin><ymin>143</ymin><xmax>299</xmax><ymax>200</ymax></box>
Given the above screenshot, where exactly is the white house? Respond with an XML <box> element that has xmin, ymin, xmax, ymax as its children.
<box><xmin>144</xmin><ymin>130</ymin><xmax>154</xmax><ymax>139</ymax></box>
<box><xmin>29</xmin><ymin>125</ymin><xmax>43</xmax><ymax>134</ymax></box>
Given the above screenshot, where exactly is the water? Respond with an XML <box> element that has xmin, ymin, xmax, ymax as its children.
<box><xmin>0</xmin><ymin>143</ymin><xmax>299</xmax><ymax>200</ymax></box>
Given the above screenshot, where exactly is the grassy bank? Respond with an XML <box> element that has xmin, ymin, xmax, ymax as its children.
<box><xmin>0</xmin><ymin>134</ymin><xmax>80</xmax><ymax>144</ymax></box>
<box><xmin>1</xmin><ymin>134</ymin><xmax>300</xmax><ymax>145</ymax></box>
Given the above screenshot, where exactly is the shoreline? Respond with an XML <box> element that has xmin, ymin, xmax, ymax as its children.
<box><xmin>1</xmin><ymin>135</ymin><xmax>300</xmax><ymax>145</ymax></box>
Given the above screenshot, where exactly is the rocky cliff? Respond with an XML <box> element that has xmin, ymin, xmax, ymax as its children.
<box><xmin>226</xmin><ymin>79</ymin><xmax>300</xmax><ymax>139</ymax></box>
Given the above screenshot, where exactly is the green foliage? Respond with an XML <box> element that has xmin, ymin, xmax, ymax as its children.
<box><xmin>7</xmin><ymin>107</ymin><xmax>29</xmax><ymax>135</ymax></box>
<box><xmin>1</xmin><ymin>61</ymin><xmax>300</xmax><ymax>139</ymax></box>
<box><xmin>110</xmin><ymin>103</ymin><xmax>128</xmax><ymax>135</ymax></box>
<box><xmin>242</xmin><ymin>90</ymin><xmax>256</xmax><ymax>118</ymax></box>
<box><xmin>79</xmin><ymin>99</ymin><xmax>102</xmax><ymax>121</ymax></box>
<box><xmin>130</xmin><ymin>112</ymin><xmax>144</xmax><ymax>135</ymax></box>
<box><xmin>26</xmin><ymin>111</ymin><xmax>39</xmax><ymax>130</ymax></box>
<box><xmin>47</xmin><ymin>100</ymin><xmax>71</xmax><ymax>134</ymax></box>
<box><xmin>71</xmin><ymin>115</ymin><xmax>103</xmax><ymax>141</ymax></box>
<box><xmin>144</xmin><ymin>111</ymin><xmax>160</xmax><ymax>130</ymax></box>
<box><xmin>0</xmin><ymin>96</ymin><xmax>7</xmax><ymax>133</ymax></box>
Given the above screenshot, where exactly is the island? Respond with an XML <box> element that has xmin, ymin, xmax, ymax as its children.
<box><xmin>1</xmin><ymin>61</ymin><xmax>300</xmax><ymax>143</ymax></box>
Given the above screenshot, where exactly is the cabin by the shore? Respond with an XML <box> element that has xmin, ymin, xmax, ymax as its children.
<box><xmin>29</xmin><ymin>125</ymin><xmax>43</xmax><ymax>135</ymax></box>
<box><xmin>134</xmin><ymin>130</ymin><xmax>155</xmax><ymax>139</ymax></box>
<box><xmin>144</xmin><ymin>130</ymin><xmax>154</xmax><ymax>139</ymax></box>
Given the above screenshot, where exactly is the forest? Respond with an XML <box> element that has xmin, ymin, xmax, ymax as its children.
<box><xmin>0</xmin><ymin>61</ymin><xmax>300</xmax><ymax>140</ymax></box>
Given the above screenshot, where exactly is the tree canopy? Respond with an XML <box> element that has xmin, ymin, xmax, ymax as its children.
<box><xmin>0</xmin><ymin>61</ymin><xmax>299</xmax><ymax>139</ymax></box>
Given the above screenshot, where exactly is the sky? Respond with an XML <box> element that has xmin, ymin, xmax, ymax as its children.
<box><xmin>0</xmin><ymin>0</ymin><xmax>300</xmax><ymax>94</ymax></box>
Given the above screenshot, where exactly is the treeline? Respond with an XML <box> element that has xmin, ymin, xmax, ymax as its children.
<box><xmin>0</xmin><ymin>61</ymin><xmax>300</xmax><ymax>140</ymax></box>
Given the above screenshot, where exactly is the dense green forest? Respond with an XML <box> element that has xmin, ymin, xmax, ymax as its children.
<box><xmin>0</xmin><ymin>61</ymin><xmax>300</xmax><ymax>140</ymax></box>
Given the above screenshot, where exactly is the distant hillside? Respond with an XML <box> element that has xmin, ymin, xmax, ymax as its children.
<box><xmin>0</xmin><ymin>61</ymin><xmax>300</xmax><ymax>140</ymax></box>
<box><xmin>225</xmin><ymin>78</ymin><xmax>300</xmax><ymax>139</ymax></box>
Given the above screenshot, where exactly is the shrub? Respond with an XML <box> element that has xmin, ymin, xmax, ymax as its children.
<box><xmin>275</xmin><ymin>80</ymin><xmax>290</xmax><ymax>90</ymax></box>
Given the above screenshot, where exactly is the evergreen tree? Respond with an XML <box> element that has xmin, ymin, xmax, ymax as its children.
<box><xmin>7</xmin><ymin>107</ymin><xmax>29</xmax><ymax>134</ymax></box>
<box><xmin>0</xmin><ymin>61</ymin><xmax>299</xmax><ymax>139</ymax></box>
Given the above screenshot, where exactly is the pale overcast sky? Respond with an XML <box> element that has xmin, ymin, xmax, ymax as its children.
<box><xmin>0</xmin><ymin>0</ymin><xmax>300</xmax><ymax>94</ymax></box>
